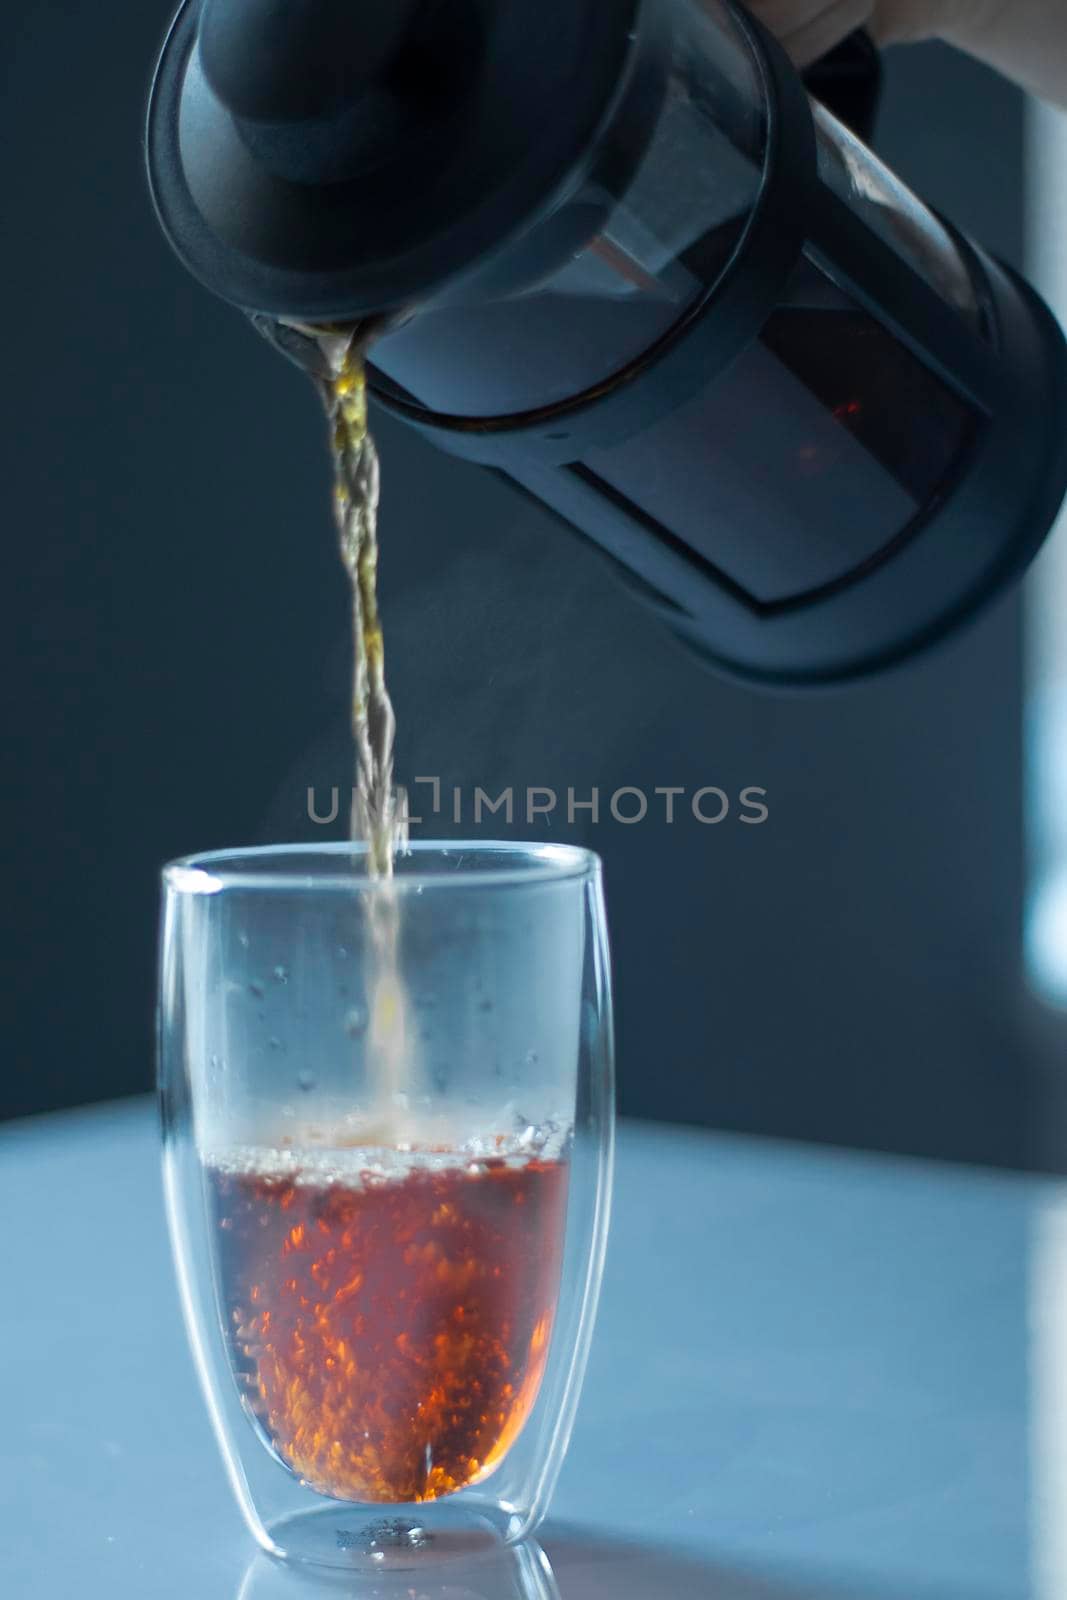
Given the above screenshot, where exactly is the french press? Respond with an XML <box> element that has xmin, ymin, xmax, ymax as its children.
<box><xmin>147</xmin><ymin>0</ymin><xmax>1067</xmax><ymax>684</ymax></box>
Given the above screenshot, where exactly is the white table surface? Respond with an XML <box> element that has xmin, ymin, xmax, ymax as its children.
<box><xmin>4</xmin><ymin>1097</ymin><xmax>1064</xmax><ymax>1600</ymax></box>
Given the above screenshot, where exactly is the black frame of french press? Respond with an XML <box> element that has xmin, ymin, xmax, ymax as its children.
<box><xmin>372</xmin><ymin>1</ymin><xmax>1002</xmax><ymax>462</ymax></box>
<box><xmin>369</xmin><ymin>3</ymin><xmax>1067</xmax><ymax>684</ymax></box>
<box><xmin>146</xmin><ymin>0</ymin><xmax>1067</xmax><ymax>685</ymax></box>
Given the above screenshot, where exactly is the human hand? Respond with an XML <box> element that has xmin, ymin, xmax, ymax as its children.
<box><xmin>745</xmin><ymin>0</ymin><xmax>1067</xmax><ymax>107</ymax></box>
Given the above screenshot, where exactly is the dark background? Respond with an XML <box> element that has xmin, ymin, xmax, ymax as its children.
<box><xmin>4</xmin><ymin>2</ymin><xmax>1047</xmax><ymax>1166</ymax></box>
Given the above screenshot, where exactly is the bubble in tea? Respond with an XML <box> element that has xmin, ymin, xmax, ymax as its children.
<box><xmin>207</xmin><ymin>1135</ymin><xmax>569</xmax><ymax>1504</ymax></box>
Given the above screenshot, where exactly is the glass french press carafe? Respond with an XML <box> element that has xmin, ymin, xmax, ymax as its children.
<box><xmin>147</xmin><ymin>0</ymin><xmax>1067</xmax><ymax>684</ymax></box>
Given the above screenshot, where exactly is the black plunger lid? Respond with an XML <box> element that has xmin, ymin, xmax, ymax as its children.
<box><xmin>147</xmin><ymin>0</ymin><xmax>645</xmax><ymax>319</ymax></box>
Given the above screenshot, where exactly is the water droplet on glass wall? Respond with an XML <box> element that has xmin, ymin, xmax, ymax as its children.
<box><xmin>345</xmin><ymin>1005</ymin><xmax>368</xmax><ymax>1038</ymax></box>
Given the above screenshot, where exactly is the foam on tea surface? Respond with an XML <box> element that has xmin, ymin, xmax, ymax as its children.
<box><xmin>205</xmin><ymin>1117</ymin><xmax>572</xmax><ymax>1182</ymax></box>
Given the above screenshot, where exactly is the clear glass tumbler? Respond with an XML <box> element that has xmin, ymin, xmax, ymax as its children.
<box><xmin>158</xmin><ymin>842</ymin><xmax>613</xmax><ymax>1572</ymax></box>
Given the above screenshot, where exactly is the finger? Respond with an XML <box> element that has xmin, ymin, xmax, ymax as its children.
<box><xmin>869</xmin><ymin>0</ymin><xmax>947</xmax><ymax>46</ymax></box>
<box><xmin>779</xmin><ymin>0</ymin><xmax>875</xmax><ymax>65</ymax></box>
<box><xmin>746</xmin><ymin>0</ymin><xmax>836</xmax><ymax>36</ymax></box>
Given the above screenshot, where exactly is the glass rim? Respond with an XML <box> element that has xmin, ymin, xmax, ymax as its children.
<box><xmin>162</xmin><ymin>840</ymin><xmax>601</xmax><ymax>895</ymax></box>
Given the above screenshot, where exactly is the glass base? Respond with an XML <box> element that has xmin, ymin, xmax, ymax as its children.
<box><xmin>241</xmin><ymin>1529</ymin><xmax>558</xmax><ymax>1600</ymax></box>
<box><xmin>261</xmin><ymin>1498</ymin><xmax>520</xmax><ymax>1573</ymax></box>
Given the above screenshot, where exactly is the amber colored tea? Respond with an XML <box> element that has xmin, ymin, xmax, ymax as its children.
<box><xmin>209</xmin><ymin>1149</ymin><xmax>569</xmax><ymax>1504</ymax></box>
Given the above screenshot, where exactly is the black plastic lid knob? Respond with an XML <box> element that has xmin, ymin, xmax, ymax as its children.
<box><xmin>199</xmin><ymin>0</ymin><xmax>425</xmax><ymax>124</ymax></box>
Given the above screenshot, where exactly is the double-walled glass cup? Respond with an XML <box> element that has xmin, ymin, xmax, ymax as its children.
<box><xmin>158</xmin><ymin>843</ymin><xmax>613</xmax><ymax>1572</ymax></box>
